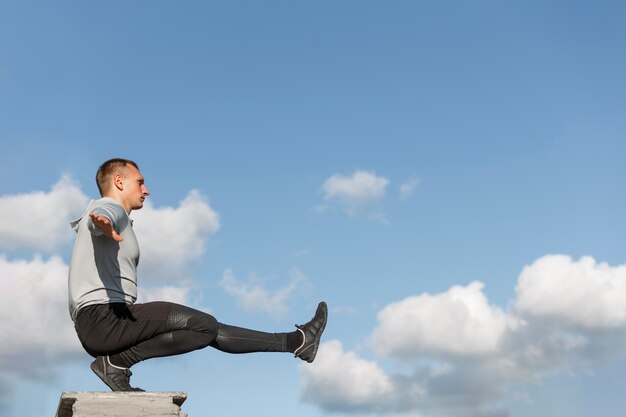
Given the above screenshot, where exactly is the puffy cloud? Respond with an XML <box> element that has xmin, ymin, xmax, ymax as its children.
<box><xmin>300</xmin><ymin>341</ymin><xmax>512</xmax><ymax>417</ymax></box>
<box><xmin>302</xmin><ymin>281</ymin><xmax>524</xmax><ymax>416</ymax></box>
<box><xmin>0</xmin><ymin>255</ymin><xmax>82</xmax><ymax>377</ymax></box>
<box><xmin>320</xmin><ymin>170</ymin><xmax>389</xmax><ymax>218</ymax></box>
<box><xmin>131</xmin><ymin>190</ymin><xmax>220</xmax><ymax>280</ymax></box>
<box><xmin>218</xmin><ymin>267</ymin><xmax>308</xmax><ymax>317</ymax></box>
<box><xmin>302</xmin><ymin>355</ymin><xmax>519</xmax><ymax>416</ymax></box>
<box><xmin>322</xmin><ymin>170</ymin><xmax>389</xmax><ymax>202</ymax></box>
<box><xmin>371</xmin><ymin>282</ymin><xmax>518</xmax><ymax>359</ymax></box>
<box><xmin>515</xmin><ymin>254</ymin><xmax>626</xmax><ymax>328</ymax></box>
<box><xmin>301</xmin><ymin>255</ymin><xmax>626</xmax><ymax>417</ymax></box>
<box><xmin>299</xmin><ymin>340</ymin><xmax>395</xmax><ymax>412</ymax></box>
<box><xmin>0</xmin><ymin>176</ymin><xmax>88</xmax><ymax>252</ymax></box>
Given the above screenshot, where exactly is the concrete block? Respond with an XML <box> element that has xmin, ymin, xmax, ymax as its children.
<box><xmin>56</xmin><ymin>392</ymin><xmax>188</xmax><ymax>417</ymax></box>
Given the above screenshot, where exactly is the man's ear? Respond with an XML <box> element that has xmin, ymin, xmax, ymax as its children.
<box><xmin>113</xmin><ymin>174</ymin><xmax>124</xmax><ymax>191</ymax></box>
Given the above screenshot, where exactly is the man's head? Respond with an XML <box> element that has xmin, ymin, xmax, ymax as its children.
<box><xmin>96</xmin><ymin>158</ymin><xmax>149</xmax><ymax>213</ymax></box>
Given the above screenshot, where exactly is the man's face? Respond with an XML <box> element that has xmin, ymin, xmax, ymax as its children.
<box><xmin>120</xmin><ymin>165</ymin><xmax>150</xmax><ymax>211</ymax></box>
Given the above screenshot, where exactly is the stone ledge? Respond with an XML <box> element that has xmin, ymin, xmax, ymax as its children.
<box><xmin>56</xmin><ymin>392</ymin><xmax>188</xmax><ymax>417</ymax></box>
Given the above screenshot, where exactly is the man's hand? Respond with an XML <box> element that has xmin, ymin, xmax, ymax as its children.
<box><xmin>89</xmin><ymin>212</ymin><xmax>123</xmax><ymax>242</ymax></box>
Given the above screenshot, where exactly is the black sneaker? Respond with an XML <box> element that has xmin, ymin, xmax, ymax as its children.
<box><xmin>90</xmin><ymin>356</ymin><xmax>145</xmax><ymax>392</ymax></box>
<box><xmin>294</xmin><ymin>301</ymin><xmax>328</xmax><ymax>363</ymax></box>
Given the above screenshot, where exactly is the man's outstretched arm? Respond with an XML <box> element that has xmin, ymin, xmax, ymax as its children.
<box><xmin>89</xmin><ymin>212</ymin><xmax>123</xmax><ymax>242</ymax></box>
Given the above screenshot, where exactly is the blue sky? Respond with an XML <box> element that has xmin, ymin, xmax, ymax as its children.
<box><xmin>1</xmin><ymin>2</ymin><xmax>625</xmax><ymax>417</ymax></box>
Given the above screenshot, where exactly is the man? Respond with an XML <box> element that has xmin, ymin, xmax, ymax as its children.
<box><xmin>68</xmin><ymin>158</ymin><xmax>327</xmax><ymax>391</ymax></box>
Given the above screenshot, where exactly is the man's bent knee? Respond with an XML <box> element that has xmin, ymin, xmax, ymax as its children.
<box><xmin>166</xmin><ymin>304</ymin><xmax>219</xmax><ymax>339</ymax></box>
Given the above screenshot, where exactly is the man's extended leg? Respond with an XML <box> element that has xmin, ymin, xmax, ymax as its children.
<box><xmin>113</xmin><ymin>302</ymin><xmax>328</xmax><ymax>363</ymax></box>
<box><xmin>209</xmin><ymin>301</ymin><xmax>328</xmax><ymax>362</ymax></box>
<box><xmin>110</xmin><ymin>305</ymin><xmax>295</xmax><ymax>366</ymax></box>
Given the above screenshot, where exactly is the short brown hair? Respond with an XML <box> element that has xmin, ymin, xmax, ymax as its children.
<box><xmin>95</xmin><ymin>158</ymin><xmax>139</xmax><ymax>196</ymax></box>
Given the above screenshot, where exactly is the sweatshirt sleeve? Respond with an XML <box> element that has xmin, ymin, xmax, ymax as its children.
<box><xmin>87</xmin><ymin>199</ymin><xmax>129</xmax><ymax>236</ymax></box>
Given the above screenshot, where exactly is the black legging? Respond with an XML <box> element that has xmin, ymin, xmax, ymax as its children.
<box><xmin>74</xmin><ymin>302</ymin><xmax>290</xmax><ymax>368</ymax></box>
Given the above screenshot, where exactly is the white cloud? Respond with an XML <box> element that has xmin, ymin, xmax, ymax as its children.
<box><xmin>399</xmin><ymin>177</ymin><xmax>420</xmax><ymax>200</ymax></box>
<box><xmin>218</xmin><ymin>268</ymin><xmax>308</xmax><ymax>317</ymax></box>
<box><xmin>515</xmin><ymin>254</ymin><xmax>626</xmax><ymax>328</ymax></box>
<box><xmin>322</xmin><ymin>170</ymin><xmax>389</xmax><ymax>202</ymax></box>
<box><xmin>131</xmin><ymin>190</ymin><xmax>220</xmax><ymax>280</ymax></box>
<box><xmin>0</xmin><ymin>255</ymin><xmax>82</xmax><ymax>377</ymax></box>
<box><xmin>299</xmin><ymin>340</ymin><xmax>395</xmax><ymax>412</ymax></box>
<box><xmin>371</xmin><ymin>281</ymin><xmax>518</xmax><ymax>359</ymax></box>
<box><xmin>0</xmin><ymin>176</ymin><xmax>88</xmax><ymax>252</ymax></box>
<box><xmin>320</xmin><ymin>170</ymin><xmax>389</xmax><ymax>218</ymax></box>
<box><xmin>301</xmin><ymin>255</ymin><xmax>626</xmax><ymax>417</ymax></box>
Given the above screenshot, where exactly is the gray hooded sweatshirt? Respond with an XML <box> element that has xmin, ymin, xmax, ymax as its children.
<box><xmin>68</xmin><ymin>197</ymin><xmax>140</xmax><ymax>322</ymax></box>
